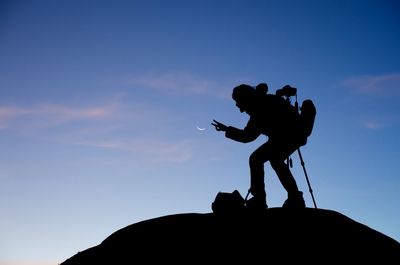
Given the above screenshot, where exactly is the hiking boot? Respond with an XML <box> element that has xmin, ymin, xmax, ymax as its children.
<box><xmin>245</xmin><ymin>196</ymin><xmax>268</xmax><ymax>211</ymax></box>
<box><xmin>282</xmin><ymin>191</ymin><xmax>306</xmax><ymax>209</ymax></box>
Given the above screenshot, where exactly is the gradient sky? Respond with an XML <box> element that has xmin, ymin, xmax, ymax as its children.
<box><xmin>1</xmin><ymin>0</ymin><xmax>399</xmax><ymax>264</ymax></box>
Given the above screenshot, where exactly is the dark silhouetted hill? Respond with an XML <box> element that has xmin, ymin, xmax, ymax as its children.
<box><xmin>61</xmin><ymin>208</ymin><xmax>400</xmax><ymax>264</ymax></box>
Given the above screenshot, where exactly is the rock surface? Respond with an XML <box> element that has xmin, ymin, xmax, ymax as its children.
<box><xmin>61</xmin><ymin>208</ymin><xmax>400</xmax><ymax>264</ymax></box>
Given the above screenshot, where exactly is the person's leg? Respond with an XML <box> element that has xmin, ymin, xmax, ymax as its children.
<box><xmin>248</xmin><ymin>142</ymin><xmax>272</xmax><ymax>208</ymax></box>
<box><xmin>270</xmin><ymin>159</ymin><xmax>299</xmax><ymax>194</ymax></box>
<box><xmin>269</xmin><ymin>141</ymin><xmax>305</xmax><ymax>208</ymax></box>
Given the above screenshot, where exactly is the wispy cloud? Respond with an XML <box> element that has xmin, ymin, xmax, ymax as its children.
<box><xmin>361</xmin><ymin>115</ymin><xmax>399</xmax><ymax>131</ymax></box>
<box><xmin>0</xmin><ymin>102</ymin><xmax>118</xmax><ymax>130</ymax></box>
<box><xmin>363</xmin><ymin>120</ymin><xmax>384</xmax><ymax>130</ymax></box>
<box><xmin>0</xmin><ymin>96</ymin><xmax>194</xmax><ymax>164</ymax></box>
<box><xmin>341</xmin><ymin>73</ymin><xmax>400</xmax><ymax>130</ymax></box>
<box><xmin>127</xmin><ymin>71</ymin><xmax>227</xmax><ymax>97</ymax></box>
<box><xmin>75</xmin><ymin>138</ymin><xmax>193</xmax><ymax>163</ymax></box>
<box><xmin>342</xmin><ymin>73</ymin><xmax>400</xmax><ymax>96</ymax></box>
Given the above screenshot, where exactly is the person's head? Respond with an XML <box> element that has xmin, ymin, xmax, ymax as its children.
<box><xmin>232</xmin><ymin>84</ymin><xmax>255</xmax><ymax>113</ymax></box>
<box><xmin>232</xmin><ymin>83</ymin><xmax>268</xmax><ymax>113</ymax></box>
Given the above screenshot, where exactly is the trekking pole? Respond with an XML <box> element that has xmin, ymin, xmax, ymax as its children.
<box><xmin>244</xmin><ymin>189</ymin><xmax>251</xmax><ymax>205</ymax></box>
<box><xmin>297</xmin><ymin>148</ymin><xmax>317</xmax><ymax>209</ymax></box>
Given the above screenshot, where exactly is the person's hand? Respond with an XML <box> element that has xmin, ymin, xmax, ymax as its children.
<box><xmin>211</xmin><ymin>119</ymin><xmax>228</xmax><ymax>132</ymax></box>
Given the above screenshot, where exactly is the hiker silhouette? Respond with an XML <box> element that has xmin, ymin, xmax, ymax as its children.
<box><xmin>212</xmin><ymin>83</ymin><xmax>307</xmax><ymax>210</ymax></box>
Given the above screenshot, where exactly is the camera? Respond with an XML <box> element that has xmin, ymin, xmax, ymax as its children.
<box><xmin>276</xmin><ymin>85</ymin><xmax>297</xmax><ymax>98</ymax></box>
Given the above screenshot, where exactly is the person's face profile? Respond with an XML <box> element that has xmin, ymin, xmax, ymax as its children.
<box><xmin>235</xmin><ymin>99</ymin><xmax>248</xmax><ymax>113</ymax></box>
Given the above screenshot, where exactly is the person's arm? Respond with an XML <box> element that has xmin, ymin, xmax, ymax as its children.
<box><xmin>225</xmin><ymin>121</ymin><xmax>260</xmax><ymax>143</ymax></box>
<box><xmin>212</xmin><ymin>119</ymin><xmax>259</xmax><ymax>143</ymax></box>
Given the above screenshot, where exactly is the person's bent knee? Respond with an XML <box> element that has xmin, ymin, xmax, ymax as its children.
<box><xmin>270</xmin><ymin>159</ymin><xmax>286</xmax><ymax>170</ymax></box>
<box><xmin>249</xmin><ymin>152</ymin><xmax>264</xmax><ymax>167</ymax></box>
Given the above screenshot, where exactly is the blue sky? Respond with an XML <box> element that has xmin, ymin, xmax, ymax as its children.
<box><xmin>1</xmin><ymin>0</ymin><xmax>399</xmax><ymax>264</ymax></box>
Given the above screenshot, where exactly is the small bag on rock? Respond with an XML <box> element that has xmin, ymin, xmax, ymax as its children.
<box><xmin>211</xmin><ymin>190</ymin><xmax>245</xmax><ymax>214</ymax></box>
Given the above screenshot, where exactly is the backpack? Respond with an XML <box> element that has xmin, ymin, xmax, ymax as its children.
<box><xmin>212</xmin><ymin>190</ymin><xmax>245</xmax><ymax>214</ymax></box>
<box><xmin>300</xmin><ymin>99</ymin><xmax>316</xmax><ymax>139</ymax></box>
<box><xmin>274</xmin><ymin>86</ymin><xmax>316</xmax><ymax>146</ymax></box>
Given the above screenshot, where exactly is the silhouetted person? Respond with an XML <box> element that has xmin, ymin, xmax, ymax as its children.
<box><xmin>212</xmin><ymin>83</ymin><xmax>306</xmax><ymax>210</ymax></box>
